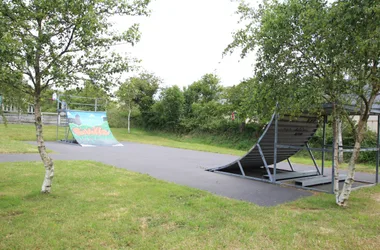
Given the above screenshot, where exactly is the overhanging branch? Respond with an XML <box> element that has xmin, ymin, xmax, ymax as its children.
<box><xmin>42</xmin><ymin>25</ymin><xmax>77</xmax><ymax>75</ymax></box>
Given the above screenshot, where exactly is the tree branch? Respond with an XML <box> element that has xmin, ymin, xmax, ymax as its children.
<box><xmin>358</xmin><ymin>94</ymin><xmax>369</xmax><ymax>121</ymax></box>
<box><xmin>42</xmin><ymin>26</ymin><xmax>77</xmax><ymax>75</ymax></box>
<box><xmin>41</xmin><ymin>77</ymin><xmax>55</xmax><ymax>91</ymax></box>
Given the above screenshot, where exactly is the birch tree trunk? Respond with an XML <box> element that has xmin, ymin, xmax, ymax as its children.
<box><xmin>337</xmin><ymin>113</ymin><xmax>368</xmax><ymax>206</ymax></box>
<box><xmin>128</xmin><ymin>102</ymin><xmax>131</xmax><ymax>134</ymax></box>
<box><xmin>34</xmin><ymin>96</ymin><xmax>55</xmax><ymax>193</ymax></box>
<box><xmin>332</xmin><ymin>115</ymin><xmax>340</xmax><ymax>198</ymax></box>
<box><xmin>336</xmin><ymin>84</ymin><xmax>378</xmax><ymax>206</ymax></box>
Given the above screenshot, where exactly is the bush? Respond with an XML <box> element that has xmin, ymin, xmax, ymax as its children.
<box><xmin>107</xmin><ymin>107</ymin><xmax>142</xmax><ymax>128</ymax></box>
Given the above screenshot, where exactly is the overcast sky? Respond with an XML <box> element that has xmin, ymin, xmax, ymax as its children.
<box><xmin>114</xmin><ymin>0</ymin><xmax>258</xmax><ymax>88</ymax></box>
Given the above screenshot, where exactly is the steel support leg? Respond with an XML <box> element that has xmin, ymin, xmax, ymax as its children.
<box><xmin>56</xmin><ymin>112</ymin><xmax>59</xmax><ymax>141</ymax></box>
<box><xmin>237</xmin><ymin>161</ymin><xmax>246</xmax><ymax>176</ymax></box>
<box><xmin>287</xmin><ymin>158</ymin><xmax>294</xmax><ymax>172</ymax></box>
<box><xmin>257</xmin><ymin>144</ymin><xmax>273</xmax><ymax>182</ymax></box>
<box><xmin>273</xmin><ymin>113</ymin><xmax>279</xmax><ymax>182</ymax></box>
<box><xmin>322</xmin><ymin>115</ymin><xmax>327</xmax><ymax>175</ymax></box>
<box><xmin>305</xmin><ymin>143</ymin><xmax>321</xmax><ymax>175</ymax></box>
<box><xmin>376</xmin><ymin>115</ymin><xmax>380</xmax><ymax>184</ymax></box>
<box><xmin>331</xmin><ymin>136</ymin><xmax>335</xmax><ymax>194</ymax></box>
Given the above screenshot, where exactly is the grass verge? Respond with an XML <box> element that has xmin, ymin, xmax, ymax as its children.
<box><xmin>0</xmin><ymin>124</ymin><xmax>56</xmax><ymax>154</ymax></box>
<box><xmin>0</xmin><ymin>138</ymin><xmax>38</xmax><ymax>154</ymax></box>
<box><xmin>1</xmin><ymin>160</ymin><xmax>379</xmax><ymax>249</ymax></box>
<box><xmin>112</xmin><ymin>127</ymin><xmax>245</xmax><ymax>155</ymax></box>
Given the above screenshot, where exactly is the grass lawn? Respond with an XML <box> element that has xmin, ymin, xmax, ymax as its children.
<box><xmin>0</xmin><ymin>138</ymin><xmax>38</xmax><ymax>154</ymax></box>
<box><xmin>1</xmin><ymin>160</ymin><xmax>379</xmax><ymax>249</ymax></box>
<box><xmin>0</xmin><ymin>124</ymin><xmax>58</xmax><ymax>154</ymax></box>
<box><xmin>0</xmin><ymin>124</ymin><xmax>377</xmax><ymax>173</ymax></box>
<box><xmin>0</xmin><ymin>124</ymin><xmax>244</xmax><ymax>155</ymax></box>
<box><xmin>112</xmin><ymin>127</ymin><xmax>245</xmax><ymax>156</ymax></box>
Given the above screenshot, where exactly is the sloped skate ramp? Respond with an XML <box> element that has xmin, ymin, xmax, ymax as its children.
<box><xmin>207</xmin><ymin>114</ymin><xmax>319</xmax><ymax>177</ymax></box>
<box><xmin>66</xmin><ymin>110</ymin><xmax>123</xmax><ymax>147</ymax></box>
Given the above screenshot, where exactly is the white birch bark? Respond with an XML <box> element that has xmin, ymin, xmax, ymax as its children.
<box><xmin>34</xmin><ymin>97</ymin><xmax>54</xmax><ymax>193</ymax></box>
<box><xmin>337</xmin><ymin>112</ymin><xmax>368</xmax><ymax>206</ymax></box>
<box><xmin>128</xmin><ymin>102</ymin><xmax>131</xmax><ymax>134</ymax></box>
<box><xmin>332</xmin><ymin>116</ymin><xmax>340</xmax><ymax>199</ymax></box>
<box><xmin>336</xmin><ymin>88</ymin><xmax>378</xmax><ymax>206</ymax></box>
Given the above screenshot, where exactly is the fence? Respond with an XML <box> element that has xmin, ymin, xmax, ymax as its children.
<box><xmin>0</xmin><ymin>112</ymin><xmax>64</xmax><ymax>125</ymax></box>
<box><xmin>1</xmin><ymin>104</ymin><xmax>35</xmax><ymax>114</ymax></box>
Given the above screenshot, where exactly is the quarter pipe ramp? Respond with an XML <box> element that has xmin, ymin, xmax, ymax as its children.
<box><xmin>207</xmin><ymin>114</ymin><xmax>319</xmax><ymax>181</ymax></box>
<box><xmin>65</xmin><ymin>110</ymin><xmax>123</xmax><ymax>147</ymax></box>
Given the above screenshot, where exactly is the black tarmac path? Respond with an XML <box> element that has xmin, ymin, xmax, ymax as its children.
<box><xmin>2</xmin><ymin>141</ymin><xmax>368</xmax><ymax>206</ymax></box>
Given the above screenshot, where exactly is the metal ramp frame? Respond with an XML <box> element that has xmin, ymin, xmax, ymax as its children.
<box><xmin>263</xmin><ymin>170</ymin><xmax>318</xmax><ymax>181</ymax></box>
<box><xmin>207</xmin><ymin>113</ymin><xmax>321</xmax><ymax>182</ymax></box>
<box><xmin>207</xmin><ymin>111</ymin><xmax>380</xmax><ymax>193</ymax></box>
<box><xmin>295</xmin><ymin>174</ymin><xmax>346</xmax><ymax>187</ymax></box>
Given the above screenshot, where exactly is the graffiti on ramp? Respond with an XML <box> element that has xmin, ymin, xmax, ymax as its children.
<box><xmin>66</xmin><ymin>110</ymin><xmax>123</xmax><ymax>147</ymax></box>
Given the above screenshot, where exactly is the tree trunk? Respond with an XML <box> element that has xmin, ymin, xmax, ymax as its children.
<box><xmin>128</xmin><ymin>102</ymin><xmax>131</xmax><ymax>134</ymax></box>
<box><xmin>34</xmin><ymin>96</ymin><xmax>54</xmax><ymax>193</ymax></box>
<box><xmin>337</xmin><ymin>115</ymin><xmax>367</xmax><ymax>206</ymax></box>
<box><xmin>338</xmin><ymin>119</ymin><xmax>344</xmax><ymax>163</ymax></box>
<box><xmin>332</xmin><ymin>115</ymin><xmax>340</xmax><ymax>198</ymax></box>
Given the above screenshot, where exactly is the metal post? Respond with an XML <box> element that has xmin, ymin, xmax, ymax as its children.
<box><xmin>376</xmin><ymin>115</ymin><xmax>380</xmax><ymax>184</ymax></box>
<box><xmin>65</xmin><ymin>124</ymin><xmax>68</xmax><ymax>142</ymax></box>
<box><xmin>257</xmin><ymin>144</ymin><xmax>273</xmax><ymax>182</ymax></box>
<box><xmin>287</xmin><ymin>158</ymin><xmax>294</xmax><ymax>172</ymax></box>
<box><xmin>56</xmin><ymin>94</ymin><xmax>60</xmax><ymax>141</ymax></box>
<box><xmin>57</xmin><ymin>94</ymin><xmax>60</xmax><ymax>110</ymax></box>
<box><xmin>305</xmin><ymin>143</ymin><xmax>321</xmax><ymax>175</ymax></box>
<box><xmin>331</xmin><ymin>134</ymin><xmax>335</xmax><ymax>194</ymax></box>
<box><xmin>322</xmin><ymin>115</ymin><xmax>327</xmax><ymax>175</ymax></box>
<box><xmin>273</xmin><ymin>113</ymin><xmax>279</xmax><ymax>182</ymax></box>
<box><xmin>237</xmin><ymin>161</ymin><xmax>246</xmax><ymax>176</ymax></box>
<box><xmin>56</xmin><ymin>112</ymin><xmax>59</xmax><ymax>141</ymax></box>
<box><xmin>95</xmin><ymin>98</ymin><xmax>98</xmax><ymax>112</ymax></box>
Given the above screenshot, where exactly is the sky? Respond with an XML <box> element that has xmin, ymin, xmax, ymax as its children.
<box><xmin>114</xmin><ymin>0</ymin><xmax>259</xmax><ymax>88</ymax></box>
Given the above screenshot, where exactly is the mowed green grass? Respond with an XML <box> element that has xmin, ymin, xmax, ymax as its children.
<box><xmin>1</xmin><ymin>161</ymin><xmax>379</xmax><ymax>249</ymax></box>
<box><xmin>0</xmin><ymin>138</ymin><xmax>38</xmax><ymax>154</ymax></box>
<box><xmin>0</xmin><ymin>124</ymin><xmax>377</xmax><ymax>172</ymax></box>
<box><xmin>0</xmin><ymin>124</ymin><xmax>58</xmax><ymax>153</ymax></box>
<box><xmin>0</xmin><ymin>124</ymin><xmax>245</xmax><ymax>155</ymax></box>
<box><xmin>112</xmin><ymin>127</ymin><xmax>245</xmax><ymax>155</ymax></box>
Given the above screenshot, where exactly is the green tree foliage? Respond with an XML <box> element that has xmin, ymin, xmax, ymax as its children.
<box><xmin>116</xmin><ymin>72</ymin><xmax>258</xmax><ymax>135</ymax></box>
<box><xmin>226</xmin><ymin>0</ymin><xmax>380</xmax><ymax>206</ymax></box>
<box><xmin>181</xmin><ymin>74</ymin><xmax>227</xmax><ymax>131</ymax></box>
<box><xmin>62</xmin><ymin>81</ymin><xmax>110</xmax><ymax>111</ymax></box>
<box><xmin>183</xmin><ymin>74</ymin><xmax>223</xmax><ymax>115</ymax></box>
<box><xmin>116</xmin><ymin>77</ymin><xmax>140</xmax><ymax>132</ymax></box>
<box><xmin>160</xmin><ymin>86</ymin><xmax>184</xmax><ymax>130</ymax></box>
<box><xmin>0</xmin><ymin>0</ymin><xmax>151</xmax><ymax>193</ymax></box>
<box><xmin>224</xmin><ymin>77</ymin><xmax>259</xmax><ymax>123</ymax></box>
<box><xmin>131</xmin><ymin>73</ymin><xmax>161</xmax><ymax>127</ymax></box>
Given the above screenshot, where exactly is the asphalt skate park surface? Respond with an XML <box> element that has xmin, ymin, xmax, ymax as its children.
<box><xmin>1</xmin><ymin>141</ymin><xmax>376</xmax><ymax>206</ymax></box>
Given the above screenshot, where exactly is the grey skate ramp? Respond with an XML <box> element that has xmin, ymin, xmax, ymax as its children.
<box><xmin>208</xmin><ymin>114</ymin><xmax>319</xmax><ymax>180</ymax></box>
<box><xmin>0</xmin><ymin>141</ymin><xmax>312</xmax><ymax>206</ymax></box>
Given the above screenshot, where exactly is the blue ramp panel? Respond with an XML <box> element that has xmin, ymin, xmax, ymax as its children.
<box><xmin>66</xmin><ymin>110</ymin><xmax>123</xmax><ymax>147</ymax></box>
<box><xmin>207</xmin><ymin>114</ymin><xmax>319</xmax><ymax>178</ymax></box>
